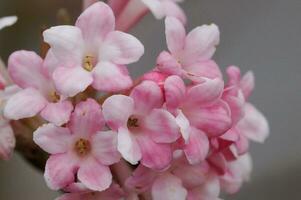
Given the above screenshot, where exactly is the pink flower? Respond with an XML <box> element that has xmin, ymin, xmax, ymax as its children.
<box><xmin>108</xmin><ymin>0</ymin><xmax>186</xmax><ymax>31</ymax></box>
<box><xmin>102</xmin><ymin>80</ymin><xmax>180</xmax><ymax>170</ymax></box>
<box><xmin>43</xmin><ymin>2</ymin><xmax>144</xmax><ymax>97</ymax></box>
<box><xmin>4</xmin><ymin>51</ymin><xmax>73</xmax><ymax>126</ymax></box>
<box><xmin>220</xmin><ymin>153</ymin><xmax>252</xmax><ymax>194</ymax></box>
<box><xmin>57</xmin><ymin>184</ymin><xmax>124</xmax><ymax>200</ymax></box>
<box><xmin>0</xmin><ymin>16</ymin><xmax>17</xmax><ymax>30</ymax></box>
<box><xmin>164</xmin><ymin>75</ymin><xmax>231</xmax><ymax>139</ymax></box>
<box><xmin>33</xmin><ymin>99</ymin><xmax>120</xmax><ymax>191</ymax></box>
<box><xmin>157</xmin><ymin>17</ymin><xmax>222</xmax><ymax>82</ymax></box>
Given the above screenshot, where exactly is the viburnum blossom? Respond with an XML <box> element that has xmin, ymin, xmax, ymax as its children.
<box><xmin>4</xmin><ymin>51</ymin><xmax>73</xmax><ymax>126</ymax></box>
<box><xmin>33</xmin><ymin>99</ymin><xmax>120</xmax><ymax>191</ymax></box>
<box><xmin>157</xmin><ymin>17</ymin><xmax>222</xmax><ymax>82</ymax></box>
<box><xmin>102</xmin><ymin>80</ymin><xmax>180</xmax><ymax>170</ymax></box>
<box><xmin>0</xmin><ymin>1</ymin><xmax>270</xmax><ymax>200</ymax></box>
<box><xmin>43</xmin><ymin>2</ymin><xmax>144</xmax><ymax>97</ymax></box>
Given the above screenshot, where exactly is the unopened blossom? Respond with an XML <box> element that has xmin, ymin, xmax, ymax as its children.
<box><xmin>4</xmin><ymin>51</ymin><xmax>73</xmax><ymax>126</ymax></box>
<box><xmin>43</xmin><ymin>2</ymin><xmax>144</xmax><ymax>97</ymax></box>
<box><xmin>157</xmin><ymin>17</ymin><xmax>222</xmax><ymax>82</ymax></box>
<box><xmin>0</xmin><ymin>16</ymin><xmax>17</xmax><ymax>30</ymax></box>
<box><xmin>110</xmin><ymin>0</ymin><xmax>186</xmax><ymax>31</ymax></box>
<box><xmin>103</xmin><ymin>80</ymin><xmax>180</xmax><ymax>170</ymax></box>
<box><xmin>33</xmin><ymin>99</ymin><xmax>120</xmax><ymax>191</ymax></box>
<box><xmin>57</xmin><ymin>184</ymin><xmax>124</xmax><ymax>200</ymax></box>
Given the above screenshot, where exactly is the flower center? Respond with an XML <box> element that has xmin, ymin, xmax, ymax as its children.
<box><xmin>83</xmin><ymin>55</ymin><xmax>95</xmax><ymax>72</ymax></box>
<box><xmin>49</xmin><ymin>91</ymin><xmax>60</xmax><ymax>103</ymax></box>
<box><xmin>127</xmin><ymin>116</ymin><xmax>139</xmax><ymax>129</ymax></box>
<box><xmin>74</xmin><ymin>138</ymin><xmax>91</xmax><ymax>156</ymax></box>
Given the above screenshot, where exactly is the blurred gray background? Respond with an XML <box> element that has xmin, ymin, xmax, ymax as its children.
<box><xmin>1</xmin><ymin>0</ymin><xmax>301</xmax><ymax>199</ymax></box>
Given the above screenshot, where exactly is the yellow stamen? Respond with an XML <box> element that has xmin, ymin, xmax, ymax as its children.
<box><xmin>83</xmin><ymin>55</ymin><xmax>94</xmax><ymax>72</ymax></box>
<box><xmin>74</xmin><ymin>138</ymin><xmax>91</xmax><ymax>156</ymax></box>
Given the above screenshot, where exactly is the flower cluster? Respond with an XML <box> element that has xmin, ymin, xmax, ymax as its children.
<box><xmin>0</xmin><ymin>1</ymin><xmax>269</xmax><ymax>200</ymax></box>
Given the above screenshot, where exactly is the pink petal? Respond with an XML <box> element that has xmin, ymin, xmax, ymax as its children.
<box><xmin>43</xmin><ymin>26</ymin><xmax>84</xmax><ymax>67</ymax></box>
<box><xmin>152</xmin><ymin>173</ymin><xmax>187</xmax><ymax>200</ymax></box>
<box><xmin>76</xmin><ymin>2</ymin><xmax>115</xmax><ymax>50</ymax></box>
<box><xmin>4</xmin><ymin>88</ymin><xmax>48</xmax><ymax>120</ymax></box>
<box><xmin>53</xmin><ymin>67</ymin><xmax>93</xmax><ymax>97</ymax></box>
<box><xmin>69</xmin><ymin>98</ymin><xmax>104</xmax><ymax>137</ymax></box>
<box><xmin>91</xmin><ymin>130</ymin><xmax>120</xmax><ymax>165</ymax></box>
<box><xmin>137</xmin><ymin>135</ymin><xmax>172</xmax><ymax>170</ymax></box>
<box><xmin>115</xmin><ymin>0</ymin><xmax>148</xmax><ymax>32</ymax></box>
<box><xmin>102</xmin><ymin>95</ymin><xmax>134</xmax><ymax>130</ymax></box>
<box><xmin>162</xmin><ymin>1</ymin><xmax>187</xmax><ymax>24</ymax></box>
<box><xmin>164</xmin><ymin>75</ymin><xmax>186</xmax><ymax>110</ymax></box>
<box><xmin>175</xmin><ymin>110</ymin><xmax>190</xmax><ymax>142</ymax></box>
<box><xmin>240</xmin><ymin>71</ymin><xmax>255</xmax><ymax>100</ymax></box>
<box><xmin>208</xmin><ymin>153</ymin><xmax>227</xmax><ymax>175</ymax></box>
<box><xmin>130</xmin><ymin>80</ymin><xmax>163</xmax><ymax>115</ymax></box>
<box><xmin>186</xmin><ymin>78</ymin><xmax>224</xmax><ymax>106</ymax></box>
<box><xmin>117</xmin><ymin>127</ymin><xmax>141</xmax><ymax>165</ymax></box>
<box><xmin>140</xmin><ymin>0</ymin><xmax>164</xmax><ymax>19</ymax></box>
<box><xmin>100</xmin><ymin>31</ymin><xmax>144</xmax><ymax>65</ymax></box>
<box><xmin>186</xmin><ymin>100</ymin><xmax>232</xmax><ymax>137</ymax></box>
<box><xmin>157</xmin><ymin>51</ymin><xmax>182</xmax><ymax>76</ymax></box>
<box><xmin>0</xmin><ymin>16</ymin><xmax>17</xmax><ymax>30</ymax></box>
<box><xmin>165</xmin><ymin>17</ymin><xmax>186</xmax><ymax>54</ymax></box>
<box><xmin>182</xmin><ymin>24</ymin><xmax>220</xmax><ymax>66</ymax></box>
<box><xmin>222</xmin><ymin>91</ymin><xmax>245</xmax><ymax>125</ymax></box>
<box><xmin>43</xmin><ymin>49</ymin><xmax>60</xmax><ymax>75</ymax></box>
<box><xmin>183</xmin><ymin>127</ymin><xmax>209</xmax><ymax>165</ymax></box>
<box><xmin>40</xmin><ymin>101</ymin><xmax>73</xmax><ymax>126</ymax></box>
<box><xmin>237</xmin><ymin>103</ymin><xmax>269</xmax><ymax>143</ymax></box>
<box><xmin>92</xmin><ymin>62</ymin><xmax>132</xmax><ymax>92</ymax></box>
<box><xmin>144</xmin><ymin>109</ymin><xmax>180</xmax><ymax>143</ymax></box>
<box><xmin>184</xmin><ymin>60</ymin><xmax>223</xmax><ymax>81</ymax></box>
<box><xmin>0</xmin><ymin>120</ymin><xmax>15</xmax><ymax>160</ymax></box>
<box><xmin>78</xmin><ymin>158</ymin><xmax>112</xmax><ymax>191</ymax></box>
<box><xmin>33</xmin><ymin>124</ymin><xmax>72</xmax><ymax>154</ymax></box>
<box><xmin>8</xmin><ymin>50</ymin><xmax>49</xmax><ymax>89</ymax></box>
<box><xmin>126</xmin><ymin>164</ymin><xmax>157</xmax><ymax>192</ymax></box>
<box><xmin>44</xmin><ymin>153</ymin><xmax>78</xmax><ymax>190</ymax></box>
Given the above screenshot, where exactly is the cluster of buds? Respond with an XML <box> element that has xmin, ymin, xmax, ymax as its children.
<box><xmin>0</xmin><ymin>1</ymin><xmax>269</xmax><ymax>200</ymax></box>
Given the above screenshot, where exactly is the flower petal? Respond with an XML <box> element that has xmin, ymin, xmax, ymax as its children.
<box><xmin>33</xmin><ymin>124</ymin><xmax>72</xmax><ymax>154</ymax></box>
<box><xmin>175</xmin><ymin>110</ymin><xmax>190</xmax><ymax>142</ymax></box>
<box><xmin>40</xmin><ymin>101</ymin><xmax>73</xmax><ymax>126</ymax></box>
<box><xmin>92</xmin><ymin>130</ymin><xmax>120</xmax><ymax>165</ymax></box>
<box><xmin>182</xmin><ymin>24</ymin><xmax>220</xmax><ymax>65</ymax></box>
<box><xmin>4</xmin><ymin>88</ymin><xmax>47</xmax><ymax>120</ymax></box>
<box><xmin>102</xmin><ymin>95</ymin><xmax>134</xmax><ymax>130</ymax></box>
<box><xmin>0</xmin><ymin>16</ymin><xmax>17</xmax><ymax>30</ymax></box>
<box><xmin>152</xmin><ymin>173</ymin><xmax>187</xmax><ymax>200</ymax></box>
<box><xmin>144</xmin><ymin>109</ymin><xmax>180</xmax><ymax>143</ymax></box>
<box><xmin>0</xmin><ymin>120</ymin><xmax>15</xmax><ymax>160</ymax></box>
<box><xmin>53</xmin><ymin>67</ymin><xmax>93</xmax><ymax>97</ymax></box>
<box><xmin>43</xmin><ymin>26</ymin><xmax>84</xmax><ymax>67</ymax></box>
<box><xmin>165</xmin><ymin>17</ymin><xmax>186</xmax><ymax>54</ymax></box>
<box><xmin>107</xmin><ymin>0</ymin><xmax>130</xmax><ymax>18</ymax></box>
<box><xmin>76</xmin><ymin>2</ymin><xmax>115</xmax><ymax>51</ymax></box>
<box><xmin>130</xmin><ymin>80</ymin><xmax>163</xmax><ymax>115</ymax></box>
<box><xmin>78</xmin><ymin>158</ymin><xmax>112</xmax><ymax>191</ymax></box>
<box><xmin>240</xmin><ymin>71</ymin><xmax>254</xmax><ymax>100</ymax></box>
<box><xmin>117</xmin><ymin>127</ymin><xmax>141</xmax><ymax>165</ymax></box>
<box><xmin>162</xmin><ymin>1</ymin><xmax>186</xmax><ymax>24</ymax></box>
<box><xmin>186</xmin><ymin>78</ymin><xmax>224</xmax><ymax>106</ymax></box>
<box><xmin>186</xmin><ymin>100</ymin><xmax>232</xmax><ymax>137</ymax></box>
<box><xmin>100</xmin><ymin>31</ymin><xmax>144</xmax><ymax>64</ymax></box>
<box><xmin>8</xmin><ymin>50</ymin><xmax>49</xmax><ymax>89</ymax></box>
<box><xmin>92</xmin><ymin>62</ymin><xmax>132</xmax><ymax>92</ymax></box>
<box><xmin>157</xmin><ymin>51</ymin><xmax>182</xmax><ymax>76</ymax></box>
<box><xmin>237</xmin><ymin>103</ymin><xmax>269</xmax><ymax>143</ymax></box>
<box><xmin>137</xmin><ymin>135</ymin><xmax>172</xmax><ymax>170</ymax></box>
<box><xmin>44</xmin><ymin>153</ymin><xmax>78</xmax><ymax>190</ymax></box>
<box><xmin>183</xmin><ymin>127</ymin><xmax>209</xmax><ymax>165</ymax></box>
<box><xmin>184</xmin><ymin>60</ymin><xmax>223</xmax><ymax>81</ymax></box>
<box><xmin>164</xmin><ymin>75</ymin><xmax>186</xmax><ymax>110</ymax></box>
<box><xmin>69</xmin><ymin>98</ymin><xmax>104</xmax><ymax>137</ymax></box>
